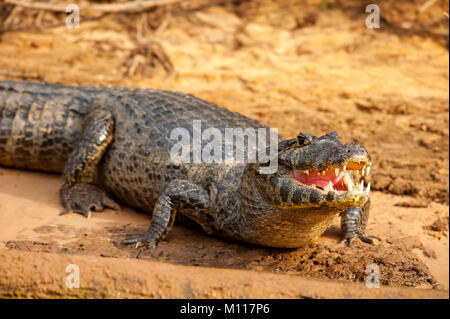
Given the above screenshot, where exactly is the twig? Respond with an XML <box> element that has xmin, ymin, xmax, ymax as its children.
<box><xmin>381</xmin><ymin>13</ymin><xmax>448</xmax><ymax>38</ymax></box>
<box><xmin>4</xmin><ymin>0</ymin><xmax>186</xmax><ymax>13</ymax></box>
<box><xmin>423</xmin><ymin>14</ymin><xmax>449</xmax><ymax>28</ymax></box>
<box><xmin>0</xmin><ymin>71</ymin><xmax>41</xmax><ymax>79</ymax></box>
<box><xmin>419</xmin><ymin>0</ymin><xmax>437</xmax><ymax>13</ymax></box>
<box><xmin>0</xmin><ymin>12</ymin><xmax>109</xmax><ymax>33</ymax></box>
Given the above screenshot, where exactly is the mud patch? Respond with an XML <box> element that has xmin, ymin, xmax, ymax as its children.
<box><xmin>250</xmin><ymin>242</ymin><xmax>438</xmax><ymax>288</ymax></box>
<box><xmin>5</xmin><ymin>222</ymin><xmax>440</xmax><ymax>289</ymax></box>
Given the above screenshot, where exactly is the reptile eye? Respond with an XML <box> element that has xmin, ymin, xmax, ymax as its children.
<box><xmin>297</xmin><ymin>133</ymin><xmax>311</xmax><ymax>147</ymax></box>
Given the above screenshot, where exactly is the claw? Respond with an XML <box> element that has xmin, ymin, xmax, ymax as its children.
<box><xmin>340</xmin><ymin>232</ymin><xmax>380</xmax><ymax>246</ymax></box>
<box><xmin>114</xmin><ymin>235</ymin><xmax>157</xmax><ymax>258</ymax></box>
<box><xmin>59</xmin><ymin>208</ymin><xmax>92</xmax><ymax>218</ymax></box>
<box><xmin>60</xmin><ymin>185</ymin><xmax>120</xmax><ymax>219</ymax></box>
<box><xmin>340</xmin><ymin>236</ymin><xmax>354</xmax><ymax>246</ymax></box>
<box><xmin>103</xmin><ymin>197</ymin><xmax>121</xmax><ymax>211</ymax></box>
<box><xmin>59</xmin><ymin>208</ymin><xmax>71</xmax><ymax>216</ymax></box>
<box><xmin>136</xmin><ymin>248</ymin><xmax>144</xmax><ymax>259</ymax></box>
<box><xmin>89</xmin><ymin>203</ymin><xmax>103</xmax><ymax>212</ymax></box>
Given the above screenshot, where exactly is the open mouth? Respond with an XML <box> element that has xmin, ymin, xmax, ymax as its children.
<box><xmin>291</xmin><ymin>163</ymin><xmax>371</xmax><ymax>194</ymax></box>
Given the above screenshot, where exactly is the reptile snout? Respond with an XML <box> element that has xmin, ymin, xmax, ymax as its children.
<box><xmin>344</xmin><ymin>142</ymin><xmax>371</xmax><ymax>164</ymax></box>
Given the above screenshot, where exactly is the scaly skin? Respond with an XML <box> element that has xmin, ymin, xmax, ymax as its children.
<box><xmin>0</xmin><ymin>80</ymin><xmax>377</xmax><ymax>251</ymax></box>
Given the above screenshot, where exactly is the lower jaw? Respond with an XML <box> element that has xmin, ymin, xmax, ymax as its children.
<box><xmin>239</xmin><ymin>206</ymin><xmax>342</xmax><ymax>248</ymax></box>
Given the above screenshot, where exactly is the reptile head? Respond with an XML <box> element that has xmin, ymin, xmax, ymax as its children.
<box><xmin>253</xmin><ymin>131</ymin><xmax>372</xmax><ymax>210</ymax></box>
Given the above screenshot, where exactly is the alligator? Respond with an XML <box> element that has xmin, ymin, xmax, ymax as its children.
<box><xmin>0</xmin><ymin>80</ymin><xmax>377</xmax><ymax>253</ymax></box>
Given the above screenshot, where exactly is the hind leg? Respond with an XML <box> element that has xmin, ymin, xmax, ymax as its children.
<box><xmin>59</xmin><ymin>107</ymin><xmax>119</xmax><ymax>218</ymax></box>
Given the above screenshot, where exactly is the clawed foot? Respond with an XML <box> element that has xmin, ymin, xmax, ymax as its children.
<box><xmin>114</xmin><ymin>235</ymin><xmax>157</xmax><ymax>258</ymax></box>
<box><xmin>340</xmin><ymin>231</ymin><xmax>381</xmax><ymax>246</ymax></box>
<box><xmin>60</xmin><ymin>184</ymin><xmax>120</xmax><ymax>218</ymax></box>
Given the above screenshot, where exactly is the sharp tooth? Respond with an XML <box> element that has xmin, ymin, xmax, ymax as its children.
<box><xmin>359</xmin><ymin>180</ymin><xmax>364</xmax><ymax>192</ymax></box>
<box><xmin>343</xmin><ymin>165</ymin><xmax>346</xmax><ymax>171</ymax></box>
<box><xmin>322</xmin><ymin>170</ymin><xmax>326</xmax><ymax>175</ymax></box>
<box><xmin>348</xmin><ymin>180</ymin><xmax>353</xmax><ymax>191</ymax></box>
<box><xmin>344</xmin><ymin>173</ymin><xmax>354</xmax><ymax>192</ymax></box>
<box><xmin>366</xmin><ymin>182</ymin><xmax>371</xmax><ymax>193</ymax></box>
<box><xmin>304</xmin><ymin>169</ymin><xmax>309</xmax><ymax>175</ymax></box>
<box><xmin>356</xmin><ymin>170</ymin><xmax>360</xmax><ymax>175</ymax></box>
<box><xmin>335</xmin><ymin>168</ymin><xmax>339</xmax><ymax>176</ymax></box>
<box><xmin>366</xmin><ymin>166</ymin><xmax>371</xmax><ymax>176</ymax></box>
<box><xmin>327</xmin><ymin>180</ymin><xmax>334</xmax><ymax>191</ymax></box>
<box><xmin>362</xmin><ymin>166</ymin><xmax>365</xmax><ymax>176</ymax></box>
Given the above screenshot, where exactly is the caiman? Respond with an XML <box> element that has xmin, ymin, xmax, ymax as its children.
<box><xmin>0</xmin><ymin>80</ymin><xmax>377</xmax><ymax>252</ymax></box>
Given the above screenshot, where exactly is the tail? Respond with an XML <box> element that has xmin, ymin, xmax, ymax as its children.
<box><xmin>0</xmin><ymin>80</ymin><xmax>91</xmax><ymax>172</ymax></box>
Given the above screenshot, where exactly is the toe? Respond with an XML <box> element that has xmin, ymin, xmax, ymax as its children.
<box><xmin>360</xmin><ymin>234</ymin><xmax>381</xmax><ymax>244</ymax></box>
<box><xmin>115</xmin><ymin>235</ymin><xmax>157</xmax><ymax>252</ymax></box>
<box><xmin>59</xmin><ymin>208</ymin><xmax>72</xmax><ymax>216</ymax></box>
<box><xmin>340</xmin><ymin>237</ymin><xmax>354</xmax><ymax>246</ymax></box>
<box><xmin>102</xmin><ymin>195</ymin><xmax>120</xmax><ymax>211</ymax></box>
<box><xmin>359</xmin><ymin>235</ymin><xmax>374</xmax><ymax>244</ymax></box>
<box><xmin>59</xmin><ymin>207</ymin><xmax>92</xmax><ymax>218</ymax></box>
<box><xmin>116</xmin><ymin>237</ymin><xmax>139</xmax><ymax>246</ymax></box>
<box><xmin>88</xmin><ymin>203</ymin><xmax>104</xmax><ymax>212</ymax></box>
<box><xmin>341</xmin><ymin>233</ymin><xmax>380</xmax><ymax>246</ymax></box>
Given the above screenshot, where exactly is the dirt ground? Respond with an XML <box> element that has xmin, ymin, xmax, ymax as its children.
<box><xmin>0</xmin><ymin>0</ymin><xmax>448</xmax><ymax>298</ymax></box>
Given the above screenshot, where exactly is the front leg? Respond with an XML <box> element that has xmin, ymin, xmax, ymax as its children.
<box><xmin>340</xmin><ymin>200</ymin><xmax>380</xmax><ymax>246</ymax></box>
<box><xmin>59</xmin><ymin>107</ymin><xmax>119</xmax><ymax>218</ymax></box>
<box><xmin>116</xmin><ymin>180</ymin><xmax>211</xmax><ymax>254</ymax></box>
